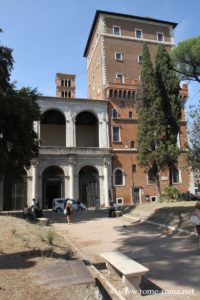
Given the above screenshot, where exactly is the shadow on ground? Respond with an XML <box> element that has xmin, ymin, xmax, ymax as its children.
<box><xmin>44</xmin><ymin>210</ymin><xmax>109</xmax><ymax>225</ymax></box>
<box><xmin>114</xmin><ymin>220</ymin><xmax>200</xmax><ymax>291</ymax></box>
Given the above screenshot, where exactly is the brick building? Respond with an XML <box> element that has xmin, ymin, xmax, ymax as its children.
<box><xmin>0</xmin><ymin>10</ymin><xmax>192</xmax><ymax>210</ymax></box>
<box><xmin>83</xmin><ymin>10</ymin><xmax>190</xmax><ymax>205</ymax></box>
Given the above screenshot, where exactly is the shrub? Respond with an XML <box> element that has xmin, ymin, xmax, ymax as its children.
<box><xmin>46</xmin><ymin>228</ymin><xmax>55</xmax><ymax>245</ymax></box>
<box><xmin>159</xmin><ymin>186</ymin><xmax>183</xmax><ymax>203</ymax></box>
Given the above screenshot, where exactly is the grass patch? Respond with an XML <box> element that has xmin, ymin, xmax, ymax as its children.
<box><xmin>0</xmin><ymin>216</ymin><xmax>75</xmax><ymax>260</ymax></box>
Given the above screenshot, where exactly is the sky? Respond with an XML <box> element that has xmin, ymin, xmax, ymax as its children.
<box><xmin>0</xmin><ymin>0</ymin><xmax>200</xmax><ymax>113</ymax></box>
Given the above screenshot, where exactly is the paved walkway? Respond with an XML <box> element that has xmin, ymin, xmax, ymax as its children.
<box><xmin>46</xmin><ymin>210</ymin><xmax>200</xmax><ymax>299</ymax></box>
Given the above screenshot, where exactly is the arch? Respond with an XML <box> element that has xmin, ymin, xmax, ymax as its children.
<box><xmin>127</xmin><ymin>91</ymin><xmax>131</xmax><ymax>99</ymax></box>
<box><xmin>40</xmin><ymin>109</ymin><xmax>66</xmax><ymax>146</ymax></box>
<box><xmin>114</xmin><ymin>90</ymin><xmax>118</xmax><ymax>98</ymax></box>
<box><xmin>42</xmin><ymin>165</ymin><xmax>65</xmax><ymax>208</ymax></box>
<box><xmin>78</xmin><ymin>166</ymin><xmax>99</xmax><ymax>208</ymax></box>
<box><xmin>112</xmin><ymin>108</ymin><xmax>118</xmax><ymax>119</ymax></box>
<box><xmin>113</xmin><ymin>168</ymin><xmax>125</xmax><ymax>186</ymax></box>
<box><xmin>75</xmin><ymin>111</ymin><xmax>99</xmax><ymax>147</ymax></box>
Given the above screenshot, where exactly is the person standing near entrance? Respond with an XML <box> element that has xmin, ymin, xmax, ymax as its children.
<box><xmin>64</xmin><ymin>200</ymin><xmax>72</xmax><ymax>224</ymax></box>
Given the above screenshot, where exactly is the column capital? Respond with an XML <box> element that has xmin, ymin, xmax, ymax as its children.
<box><xmin>69</xmin><ymin>157</ymin><xmax>76</xmax><ymax>166</ymax></box>
<box><xmin>104</xmin><ymin>158</ymin><xmax>110</xmax><ymax>167</ymax></box>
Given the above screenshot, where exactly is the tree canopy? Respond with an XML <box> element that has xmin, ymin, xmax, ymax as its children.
<box><xmin>172</xmin><ymin>36</ymin><xmax>200</xmax><ymax>83</ymax></box>
<box><xmin>155</xmin><ymin>44</ymin><xmax>181</xmax><ymax>184</ymax></box>
<box><xmin>187</xmin><ymin>101</ymin><xmax>200</xmax><ymax>170</ymax></box>
<box><xmin>0</xmin><ymin>31</ymin><xmax>40</xmax><ymax>181</ymax></box>
<box><xmin>137</xmin><ymin>44</ymin><xmax>182</xmax><ymax>196</ymax></box>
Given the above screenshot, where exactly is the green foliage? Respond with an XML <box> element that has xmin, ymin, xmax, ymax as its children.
<box><xmin>159</xmin><ymin>186</ymin><xmax>183</xmax><ymax>202</ymax></box>
<box><xmin>155</xmin><ymin>45</ymin><xmax>182</xmax><ymax>184</ymax></box>
<box><xmin>46</xmin><ymin>228</ymin><xmax>55</xmax><ymax>245</ymax></box>
<box><xmin>172</xmin><ymin>36</ymin><xmax>200</xmax><ymax>83</ymax></box>
<box><xmin>137</xmin><ymin>44</ymin><xmax>164</xmax><ymax>169</ymax></box>
<box><xmin>187</xmin><ymin>100</ymin><xmax>200</xmax><ymax>170</ymax></box>
<box><xmin>0</xmin><ymin>45</ymin><xmax>14</xmax><ymax>91</ymax></box>
<box><xmin>137</xmin><ymin>44</ymin><xmax>181</xmax><ymax>195</ymax></box>
<box><xmin>0</xmin><ymin>31</ymin><xmax>41</xmax><ymax>181</ymax></box>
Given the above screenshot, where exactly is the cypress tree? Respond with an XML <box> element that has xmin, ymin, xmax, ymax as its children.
<box><xmin>155</xmin><ymin>45</ymin><xmax>181</xmax><ymax>185</ymax></box>
<box><xmin>137</xmin><ymin>43</ymin><xmax>166</xmax><ymax>197</ymax></box>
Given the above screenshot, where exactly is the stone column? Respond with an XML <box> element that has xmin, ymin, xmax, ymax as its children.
<box><xmin>66</xmin><ymin>112</ymin><xmax>76</xmax><ymax>147</ymax></box>
<box><xmin>31</xmin><ymin>160</ymin><xmax>38</xmax><ymax>201</ymax></box>
<box><xmin>101</xmin><ymin>120</ymin><xmax>109</xmax><ymax>148</ymax></box>
<box><xmin>69</xmin><ymin>157</ymin><xmax>76</xmax><ymax>199</ymax></box>
<box><xmin>104</xmin><ymin>159</ymin><xmax>110</xmax><ymax>207</ymax></box>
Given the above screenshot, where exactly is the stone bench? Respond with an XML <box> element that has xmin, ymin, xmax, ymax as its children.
<box><xmin>36</xmin><ymin>217</ymin><xmax>49</xmax><ymax>226</ymax></box>
<box><xmin>114</xmin><ymin>210</ymin><xmax>123</xmax><ymax>217</ymax></box>
<box><xmin>101</xmin><ymin>251</ymin><xmax>149</xmax><ymax>291</ymax></box>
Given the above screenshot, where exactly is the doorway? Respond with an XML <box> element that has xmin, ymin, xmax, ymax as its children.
<box><xmin>42</xmin><ymin>166</ymin><xmax>64</xmax><ymax>208</ymax></box>
<box><xmin>79</xmin><ymin>166</ymin><xmax>99</xmax><ymax>209</ymax></box>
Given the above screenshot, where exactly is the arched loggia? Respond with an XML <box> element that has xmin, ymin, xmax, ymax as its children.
<box><xmin>40</xmin><ymin>110</ymin><xmax>66</xmax><ymax>146</ymax></box>
<box><xmin>76</xmin><ymin>111</ymin><xmax>99</xmax><ymax>147</ymax></box>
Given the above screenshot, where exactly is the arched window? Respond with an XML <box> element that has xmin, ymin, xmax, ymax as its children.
<box><xmin>114</xmin><ymin>168</ymin><xmax>125</xmax><ymax>186</ymax></box>
<box><xmin>112</xmin><ymin>108</ymin><xmax>118</xmax><ymax>119</ymax></box>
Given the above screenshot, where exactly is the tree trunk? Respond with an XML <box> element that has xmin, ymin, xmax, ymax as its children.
<box><xmin>169</xmin><ymin>167</ymin><xmax>173</xmax><ymax>186</ymax></box>
<box><xmin>155</xmin><ymin>174</ymin><xmax>161</xmax><ymax>199</ymax></box>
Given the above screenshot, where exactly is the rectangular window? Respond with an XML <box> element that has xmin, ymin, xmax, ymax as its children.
<box><xmin>116</xmin><ymin>198</ymin><xmax>124</xmax><ymax>205</ymax></box>
<box><xmin>138</xmin><ymin>55</ymin><xmax>143</xmax><ymax>64</ymax></box>
<box><xmin>129</xmin><ymin>111</ymin><xmax>132</xmax><ymax>118</ymax></box>
<box><xmin>148</xmin><ymin>169</ymin><xmax>156</xmax><ymax>184</ymax></box>
<box><xmin>130</xmin><ymin>141</ymin><xmax>135</xmax><ymax>148</ymax></box>
<box><xmin>113</xmin><ymin>26</ymin><xmax>121</xmax><ymax>36</ymax></box>
<box><xmin>116</xmin><ymin>73</ymin><xmax>124</xmax><ymax>83</ymax></box>
<box><xmin>150</xmin><ymin>196</ymin><xmax>157</xmax><ymax>202</ymax></box>
<box><xmin>157</xmin><ymin>32</ymin><xmax>164</xmax><ymax>42</ymax></box>
<box><xmin>115</xmin><ymin>52</ymin><xmax>123</xmax><ymax>61</ymax></box>
<box><xmin>135</xmin><ymin>29</ymin><xmax>142</xmax><ymax>39</ymax></box>
<box><xmin>112</xmin><ymin>127</ymin><xmax>120</xmax><ymax>142</ymax></box>
<box><xmin>172</xmin><ymin>168</ymin><xmax>181</xmax><ymax>184</ymax></box>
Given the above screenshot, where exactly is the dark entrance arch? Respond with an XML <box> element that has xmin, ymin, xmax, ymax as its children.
<box><xmin>42</xmin><ymin>166</ymin><xmax>64</xmax><ymax>208</ymax></box>
<box><xmin>76</xmin><ymin>111</ymin><xmax>99</xmax><ymax>147</ymax></box>
<box><xmin>79</xmin><ymin>166</ymin><xmax>99</xmax><ymax>208</ymax></box>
